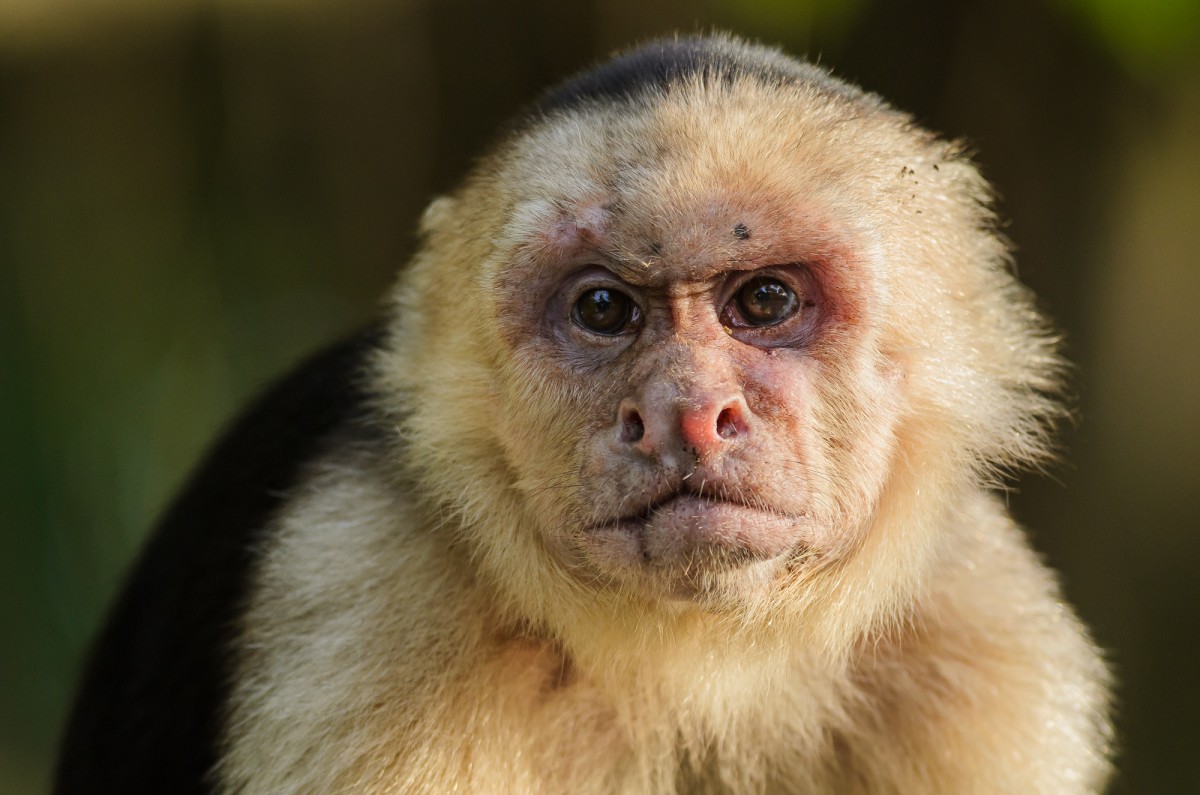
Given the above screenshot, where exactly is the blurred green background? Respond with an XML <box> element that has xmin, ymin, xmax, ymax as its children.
<box><xmin>1</xmin><ymin>0</ymin><xmax>1197</xmax><ymax>791</ymax></box>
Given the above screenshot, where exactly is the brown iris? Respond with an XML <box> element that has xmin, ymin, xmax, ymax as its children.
<box><xmin>573</xmin><ymin>288</ymin><xmax>634</xmax><ymax>335</ymax></box>
<box><xmin>735</xmin><ymin>277</ymin><xmax>798</xmax><ymax>326</ymax></box>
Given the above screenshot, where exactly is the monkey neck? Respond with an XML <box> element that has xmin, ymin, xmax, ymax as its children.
<box><xmin>472</xmin><ymin>453</ymin><xmax>974</xmax><ymax>690</ymax></box>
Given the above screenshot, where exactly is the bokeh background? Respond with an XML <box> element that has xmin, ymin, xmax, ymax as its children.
<box><xmin>1</xmin><ymin>0</ymin><xmax>1197</xmax><ymax>791</ymax></box>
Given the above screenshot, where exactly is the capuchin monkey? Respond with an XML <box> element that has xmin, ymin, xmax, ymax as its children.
<box><xmin>56</xmin><ymin>35</ymin><xmax>1113</xmax><ymax>794</ymax></box>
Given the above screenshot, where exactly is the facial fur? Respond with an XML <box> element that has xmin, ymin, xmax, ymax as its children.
<box><xmin>264</xmin><ymin>34</ymin><xmax>1106</xmax><ymax>793</ymax></box>
<box><xmin>381</xmin><ymin>53</ymin><xmax>1061</xmax><ymax>630</ymax></box>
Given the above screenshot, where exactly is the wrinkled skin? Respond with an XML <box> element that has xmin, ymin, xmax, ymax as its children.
<box><xmin>490</xmin><ymin>182</ymin><xmax>902</xmax><ymax>603</ymax></box>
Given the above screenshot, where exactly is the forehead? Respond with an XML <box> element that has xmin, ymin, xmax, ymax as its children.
<box><xmin>490</xmin><ymin>78</ymin><xmax>903</xmax><ymax>285</ymax></box>
<box><xmin>514</xmin><ymin>76</ymin><xmax>865</xmax><ymax>194</ymax></box>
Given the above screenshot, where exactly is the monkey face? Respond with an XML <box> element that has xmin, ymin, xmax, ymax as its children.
<box><xmin>479</xmin><ymin>96</ymin><xmax>909</xmax><ymax>602</ymax></box>
<box><xmin>560</xmin><ymin>257</ymin><xmax>833</xmax><ymax>598</ymax></box>
<box><xmin>392</xmin><ymin>75</ymin><xmax>1059</xmax><ymax>610</ymax></box>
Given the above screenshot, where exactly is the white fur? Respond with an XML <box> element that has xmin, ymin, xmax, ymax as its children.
<box><xmin>220</xmin><ymin>38</ymin><xmax>1112</xmax><ymax>794</ymax></box>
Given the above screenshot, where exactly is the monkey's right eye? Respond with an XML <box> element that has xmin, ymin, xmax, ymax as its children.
<box><xmin>572</xmin><ymin>288</ymin><xmax>636</xmax><ymax>335</ymax></box>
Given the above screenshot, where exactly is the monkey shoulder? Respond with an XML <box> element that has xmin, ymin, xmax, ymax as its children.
<box><xmin>55</xmin><ymin>327</ymin><xmax>388</xmax><ymax>794</ymax></box>
<box><xmin>836</xmin><ymin>494</ymin><xmax>1112</xmax><ymax>793</ymax></box>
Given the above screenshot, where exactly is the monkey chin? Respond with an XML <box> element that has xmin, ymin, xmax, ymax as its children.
<box><xmin>579</xmin><ymin>495</ymin><xmax>807</xmax><ymax>602</ymax></box>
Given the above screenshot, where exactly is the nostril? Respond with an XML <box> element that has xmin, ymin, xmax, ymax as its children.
<box><xmin>621</xmin><ymin>408</ymin><xmax>645</xmax><ymax>443</ymax></box>
<box><xmin>679</xmin><ymin>397</ymin><xmax>748</xmax><ymax>452</ymax></box>
<box><xmin>715</xmin><ymin>406</ymin><xmax>743</xmax><ymax>439</ymax></box>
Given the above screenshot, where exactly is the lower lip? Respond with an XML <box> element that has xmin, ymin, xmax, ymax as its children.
<box><xmin>605</xmin><ymin>495</ymin><xmax>800</xmax><ymax>564</ymax></box>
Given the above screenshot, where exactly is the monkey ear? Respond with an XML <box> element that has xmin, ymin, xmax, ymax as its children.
<box><xmin>420</xmin><ymin>195</ymin><xmax>459</xmax><ymax>234</ymax></box>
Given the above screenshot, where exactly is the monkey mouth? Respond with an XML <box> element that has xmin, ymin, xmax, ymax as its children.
<box><xmin>582</xmin><ymin>489</ymin><xmax>803</xmax><ymax>579</ymax></box>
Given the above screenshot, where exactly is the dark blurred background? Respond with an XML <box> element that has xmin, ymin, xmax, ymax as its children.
<box><xmin>1</xmin><ymin>0</ymin><xmax>1197</xmax><ymax>791</ymax></box>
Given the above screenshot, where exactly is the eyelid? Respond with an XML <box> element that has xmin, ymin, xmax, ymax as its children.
<box><xmin>727</xmin><ymin>266</ymin><xmax>805</xmax><ymax>291</ymax></box>
<box><xmin>718</xmin><ymin>264</ymin><xmax>816</xmax><ymax>344</ymax></box>
<box><xmin>569</xmin><ymin>269</ymin><xmax>633</xmax><ymax>297</ymax></box>
<box><xmin>721</xmin><ymin>267</ymin><xmax>803</xmax><ymax>311</ymax></box>
<box><xmin>564</xmin><ymin>268</ymin><xmax>644</xmax><ymax>311</ymax></box>
<box><xmin>561</xmin><ymin>268</ymin><xmax>644</xmax><ymax>338</ymax></box>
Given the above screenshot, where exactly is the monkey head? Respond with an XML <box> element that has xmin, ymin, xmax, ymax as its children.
<box><xmin>380</xmin><ymin>38</ymin><xmax>1062</xmax><ymax>629</ymax></box>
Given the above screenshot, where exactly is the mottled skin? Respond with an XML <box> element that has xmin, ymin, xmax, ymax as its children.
<box><xmin>513</xmin><ymin>195</ymin><xmax>875</xmax><ymax>600</ymax></box>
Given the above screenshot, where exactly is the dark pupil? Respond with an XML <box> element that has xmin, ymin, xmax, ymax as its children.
<box><xmin>737</xmin><ymin>278</ymin><xmax>797</xmax><ymax>325</ymax></box>
<box><xmin>575</xmin><ymin>288</ymin><xmax>630</xmax><ymax>334</ymax></box>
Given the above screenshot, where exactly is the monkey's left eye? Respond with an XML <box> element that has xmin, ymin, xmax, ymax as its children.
<box><xmin>730</xmin><ymin>277</ymin><xmax>799</xmax><ymax>327</ymax></box>
<box><xmin>572</xmin><ymin>288</ymin><xmax>637</xmax><ymax>335</ymax></box>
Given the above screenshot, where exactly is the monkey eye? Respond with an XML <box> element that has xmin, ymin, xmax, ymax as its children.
<box><xmin>572</xmin><ymin>287</ymin><xmax>637</xmax><ymax>335</ymax></box>
<box><xmin>731</xmin><ymin>276</ymin><xmax>799</xmax><ymax>327</ymax></box>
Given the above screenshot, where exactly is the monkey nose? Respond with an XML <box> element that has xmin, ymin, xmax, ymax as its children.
<box><xmin>619</xmin><ymin>393</ymin><xmax>749</xmax><ymax>458</ymax></box>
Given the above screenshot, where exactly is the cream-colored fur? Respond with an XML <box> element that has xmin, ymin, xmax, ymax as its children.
<box><xmin>220</xmin><ymin>38</ymin><xmax>1112</xmax><ymax>794</ymax></box>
